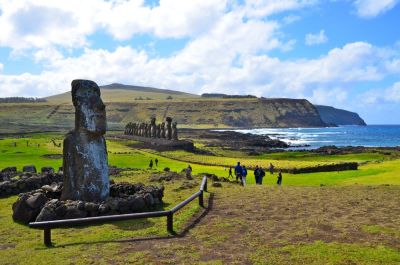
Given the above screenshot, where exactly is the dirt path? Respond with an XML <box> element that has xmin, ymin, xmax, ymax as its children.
<box><xmin>120</xmin><ymin>184</ymin><xmax>400</xmax><ymax>264</ymax></box>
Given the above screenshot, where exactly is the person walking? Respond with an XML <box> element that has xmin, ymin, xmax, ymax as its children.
<box><xmin>228</xmin><ymin>167</ymin><xmax>233</xmax><ymax>178</ymax></box>
<box><xmin>185</xmin><ymin>164</ymin><xmax>192</xmax><ymax>179</ymax></box>
<box><xmin>259</xmin><ymin>167</ymin><xmax>266</xmax><ymax>185</ymax></box>
<box><xmin>242</xmin><ymin>165</ymin><xmax>247</xmax><ymax>186</ymax></box>
<box><xmin>269</xmin><ymin>163</ymin><xmax>275</xmax><ymax>175</ymax></box>
<box><xmin>234</xmin><ymin>162</ymin><xmax>243</xmax><ymax>184</ymax></box>
<box><xmin>254</xmin><ymin>165</ymin><xmax>260</xmax><ymax>184</ymax></box>
<box><xmin>277</xmin><ymin>169</ymin><xmax>282</xmax><ymax>185</ymax></box>
<box><xmin>149</xmin><ymin>159</ymin><xmax>153</xmax><ymax>169</ymax></box>
<box><xmin>155</xmin><ymin>158</ymin><xmax>158</xmax><ymax>166</ymax></box>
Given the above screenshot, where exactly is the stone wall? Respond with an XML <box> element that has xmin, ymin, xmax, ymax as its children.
<box><xmin>285</xmin><ymin>162</ymin><xmax>358</xmax><ymax>174</ymax></box>
<box><xmin>12</xmin><ymin>182</ymin><xmax>164</xmax><ymax>224</ymax></box>
<box><xmin>0</xmin><ymin>172</ymin><xmax>63</xmax><ymax>198</ymax></box>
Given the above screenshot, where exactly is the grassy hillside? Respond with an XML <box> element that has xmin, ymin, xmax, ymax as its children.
<box><xmin>0</xmin><ymin>133</ymin><xmax>399</xmax><ymax>264</ymax></box>
<box><xmin>46</xmin><ymin>83</ymin><xmax>199</xmax><ymax>104</ymax></box>
<box><xmin>0</xmin><ymin>84</ymin><xmax>326</xmax><ymax>133</ymax></box>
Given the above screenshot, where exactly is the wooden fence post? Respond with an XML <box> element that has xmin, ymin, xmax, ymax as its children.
<box><xmin>44</xmin><ymin>228</ymin><xmax>52</xmax><ymax>247</ymax></box>
<box><xmin>167</xmin><ymin>212</ymin><xmax>173</xmax><ymax>233</ymax></box>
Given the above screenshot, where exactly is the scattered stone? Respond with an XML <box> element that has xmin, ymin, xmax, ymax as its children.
<box><xmin>149</xmin><ymin>171</ymin><xmax>183</xmax><ymax>182</ymax></box>
<box><xmin>23</xmin><ymin>165</ymin><xmax>37</xmax><ymax>173</ymax></box>
<box><xmin>212</xmin><ymin>182</ymin><xmax>222</xmax><ymax>187</ymax></box>
<box><xmin>173</xmin><ymin>181</ymin><xmax>198</xmax><ymax>192</ymax></box>
<box><xmin>0</xmin><ymin>172</ymin><xmax>63</xmax><ymax>197</ymax></box>
<box><xmin>41</xmin><ymin>167</ymin><xmax>54</xmax><ymax>174</ymax></box>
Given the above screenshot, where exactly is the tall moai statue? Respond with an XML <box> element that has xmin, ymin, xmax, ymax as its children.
<box><xmin>135</xmin><ymin>123</ymin><xmax>140</xmax><ymax>135</ymax></box>
<box><xmin>61</xmin><ymin>80</ymin><xmax>109</xmax><ymax>202</ymax></box>
<box><xmin>133</xmin><ymin>123</ymin><xmax>137</xmax><ymax>135</ymax></box>
<box><xmin>145</xmin><ymin>124</ymin><xmax>149</xmax><ymax>137</ymax></box>
<box><xmin>150</xmin><ymin>117</ymin><xmax>157</xmax><ymax>138</ymax></box>
<box><xmin>156</xmin><ymin>124</ymin><xmax>161</xmax><ymax>138</ymax></box>
<box><xmin>147</xmin><ymin>123</ymin><xmax>152</xmax><ymax>138</ymax></box>
<box><xmin>166</xmin><ymin>117</ymin><xmax>172</xmax><ymax>140</ymax></box>
<box><xmin>161</xmin><ymin>122</ymin><xmax>166</xmax><ymax>138</ymax></box>
<box><xmin>140</xmin><ymin>123</ymin><xmax>145</xmax><ymax>136</ymax></box>
<box><xmin>172</xmin><ymin>121</ymin><xmax>178</xmax><ymax>140</ymax></box>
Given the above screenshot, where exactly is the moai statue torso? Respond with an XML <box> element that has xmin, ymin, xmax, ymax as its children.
<box><xmin>166</xmin><ymin>117</ymin><xmax>172</xmax><ymax>140</ymax></box>
<box><xmin>172</xmin><ymin>121</ymin><xmax>178</xmax><ymax>140</ymax></box>
<box><xmin>61</xmin><ymin>80</ymin><xmax>109</xmax><ymax>202</ymax></box>
<box><xmin>156</xmin><ymin>124</ymin><xmax>161</xmax><ymax>138</ymax></box>
<box><xmin>150</xmin><ymin>117</ymin><xmax>156</xmax><ymax>138</ymax></box>
<box><xmin>161</xmin><ymin>122</ymin><xmax>166</xmax><ymax>138</ymax></box>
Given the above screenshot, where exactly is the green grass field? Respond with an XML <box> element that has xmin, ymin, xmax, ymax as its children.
<box><xmin>0</xmin><ymin>133</ymin><xmax>399</xmax><ymax>264</ymax></box>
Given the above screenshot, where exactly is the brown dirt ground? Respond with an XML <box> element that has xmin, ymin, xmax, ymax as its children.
<box><xmin>117</xmin><ymin>184</ymin><xmax>400</xmax><ymax>264</ymax></box>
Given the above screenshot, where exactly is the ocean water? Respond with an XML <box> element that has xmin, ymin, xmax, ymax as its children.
<box><xmin>233</xmin><ymin>125</ymin><xmax>400</xmax><ymax>149</ymax></box>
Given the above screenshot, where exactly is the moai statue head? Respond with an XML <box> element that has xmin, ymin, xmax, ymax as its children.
<box><xmin>166</xmin><ymin>117</ymin><xmax>172</xmax><ymax>125</ymax></box>
<box><xmin>72</xmin><ymin>80</ymin><xmax>106</xmax><ymax>135</ymax></box>
<box><xmin>151</xmin><ymin>117</ymin><xmax>156</xmax><ymax>125</ymax></box>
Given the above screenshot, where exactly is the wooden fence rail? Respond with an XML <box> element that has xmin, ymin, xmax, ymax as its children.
<box><xmin>29</xmin><ymin>176</ymin><xmax>208</xmax><ymax>246</ymax></box>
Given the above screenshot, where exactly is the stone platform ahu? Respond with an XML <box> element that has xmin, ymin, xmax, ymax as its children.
<box><xmin>124</xmin><ymin>117</ymin><xmax>194</xmax><ymax>151</ymax></box>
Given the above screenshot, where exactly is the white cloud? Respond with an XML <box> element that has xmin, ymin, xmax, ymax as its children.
<box><xmin>311</xmin><ymin>87</ymin><xmax>348</xmax><ymax>105</ymax></box>
<box><xmin>282</xmin><ymin>14</ymin><xmax>301</xmax><ymax>24</ymax></box>
<box><xmin>353</xmin><ymin>0</ymin><xmax>399</xmax><ymax>18</ymax></box>
<box><xmin>305</xmin><ymin>30</ymin><xmax>328</xmax><ymax>46</ymax></box>
<box><xmin>362</xmin><ymin>82</ymin><xmax>400</xmax><ymax>104</ymax></box>
<box><xmin>243</xmin><ymin>0</ymin><xmax>318</xmax><ymax>18</ymax></box>
<box><xmin>1</xmin><ymin>40</ymin><xmax>399</xmax><ymax>106</ymax></box>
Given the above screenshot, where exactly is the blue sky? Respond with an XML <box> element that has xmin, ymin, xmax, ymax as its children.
<box><xmin>0</xmin><ymin>0</ymin><xmax>399</xmax><ymax>124</ymax></box>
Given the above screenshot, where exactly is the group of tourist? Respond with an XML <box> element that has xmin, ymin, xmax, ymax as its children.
<box><xmin>149</xmin><ymin>158</ymin><xmax>159</xmax><ymax>169</ymax></box>
<box><xmin>229</xmin><ymin>162</ymin><xmax>282</xmax><ymax>186</ymax></box>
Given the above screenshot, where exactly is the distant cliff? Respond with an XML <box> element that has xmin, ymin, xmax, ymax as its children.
<box><xmin>315</xmin><ymin>105</ymin><xmax>366</xmax><ymax>126</ymax></box>
<box><xmin>111</xmin><ymin>98</ymin><xmax>327</xmax><ymax>128</ymax></box>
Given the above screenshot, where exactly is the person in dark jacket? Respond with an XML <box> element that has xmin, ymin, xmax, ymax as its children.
<box><xmin>149</xmin><ymin>159</ymin><xmax>153</xmax><ymax>169</ymax></box>
<box><xmin>228</xmin><ymin>167</ymin><xmax>233</xmax><ymax>178</ymax></box>
<box><xmin>234</xmin><ymin>162</ymin><xmax>243</xmax><ymax>183</ymax></box>
<box><xmin>269</xmin><ymin>163</ymin><xmax>275</xmax><ymax>175</ymax></box>
<box><xmin>254</xmin><ymin>165</ymin><xmax>260</xmax><ymax>184</ymax></box>
<box><xmin>259</xmin><ymin>167</ymin><xmax>266</xmax><ymax>184</ymax></box>
<box><xmin>277</xmin><ymin>169</ymin><xmax>282</xmax><ymax>185</ymax></box>
<box><xmin>155</xmin><ymin>158</ymin><xmax>158</xmax><ymax>166</ymax></box>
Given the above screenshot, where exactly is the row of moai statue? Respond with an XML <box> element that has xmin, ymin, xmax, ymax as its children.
<box><xmin>124</xmin><ymin>117</ymin><xmax>178</xmax><ymax>140</ymax></box>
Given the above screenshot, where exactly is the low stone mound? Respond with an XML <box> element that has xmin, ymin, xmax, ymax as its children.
<box><xmin>12</xmin><ymin>182</ymin><xmax>164</xmax><ymax>225</ymax></box>
<box><xmin>173</xmin><ymin>181</ymin><xmax>199</xmax><ymax>192</ymax></box>
<box><xmin>200</xmin><ymin>173</ymin><xmax>234</xmax><ymax>183</ymax></box>
<box><xmin>23</xmin><ymin>165</ymin><xmax>37</xmax><ymax>173</ymax></box>
<box><xmin>286</xmin><ymin>162</ymin><xmax>358</xmax><ymax>174</ymax></box>
<box><xmin>0</xmin><ymin>167</ymin><xmax>18</xmax><ymax>181</ymax></box>
<box><xmin>149</xmin><ymin>171</ymin><xmax>185</xmax><ymax>182</ymax></box>
<box><xmin>0</xmin><ymin>173</ymin><xmax>63</xmax><ymax>197</ymax></box>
